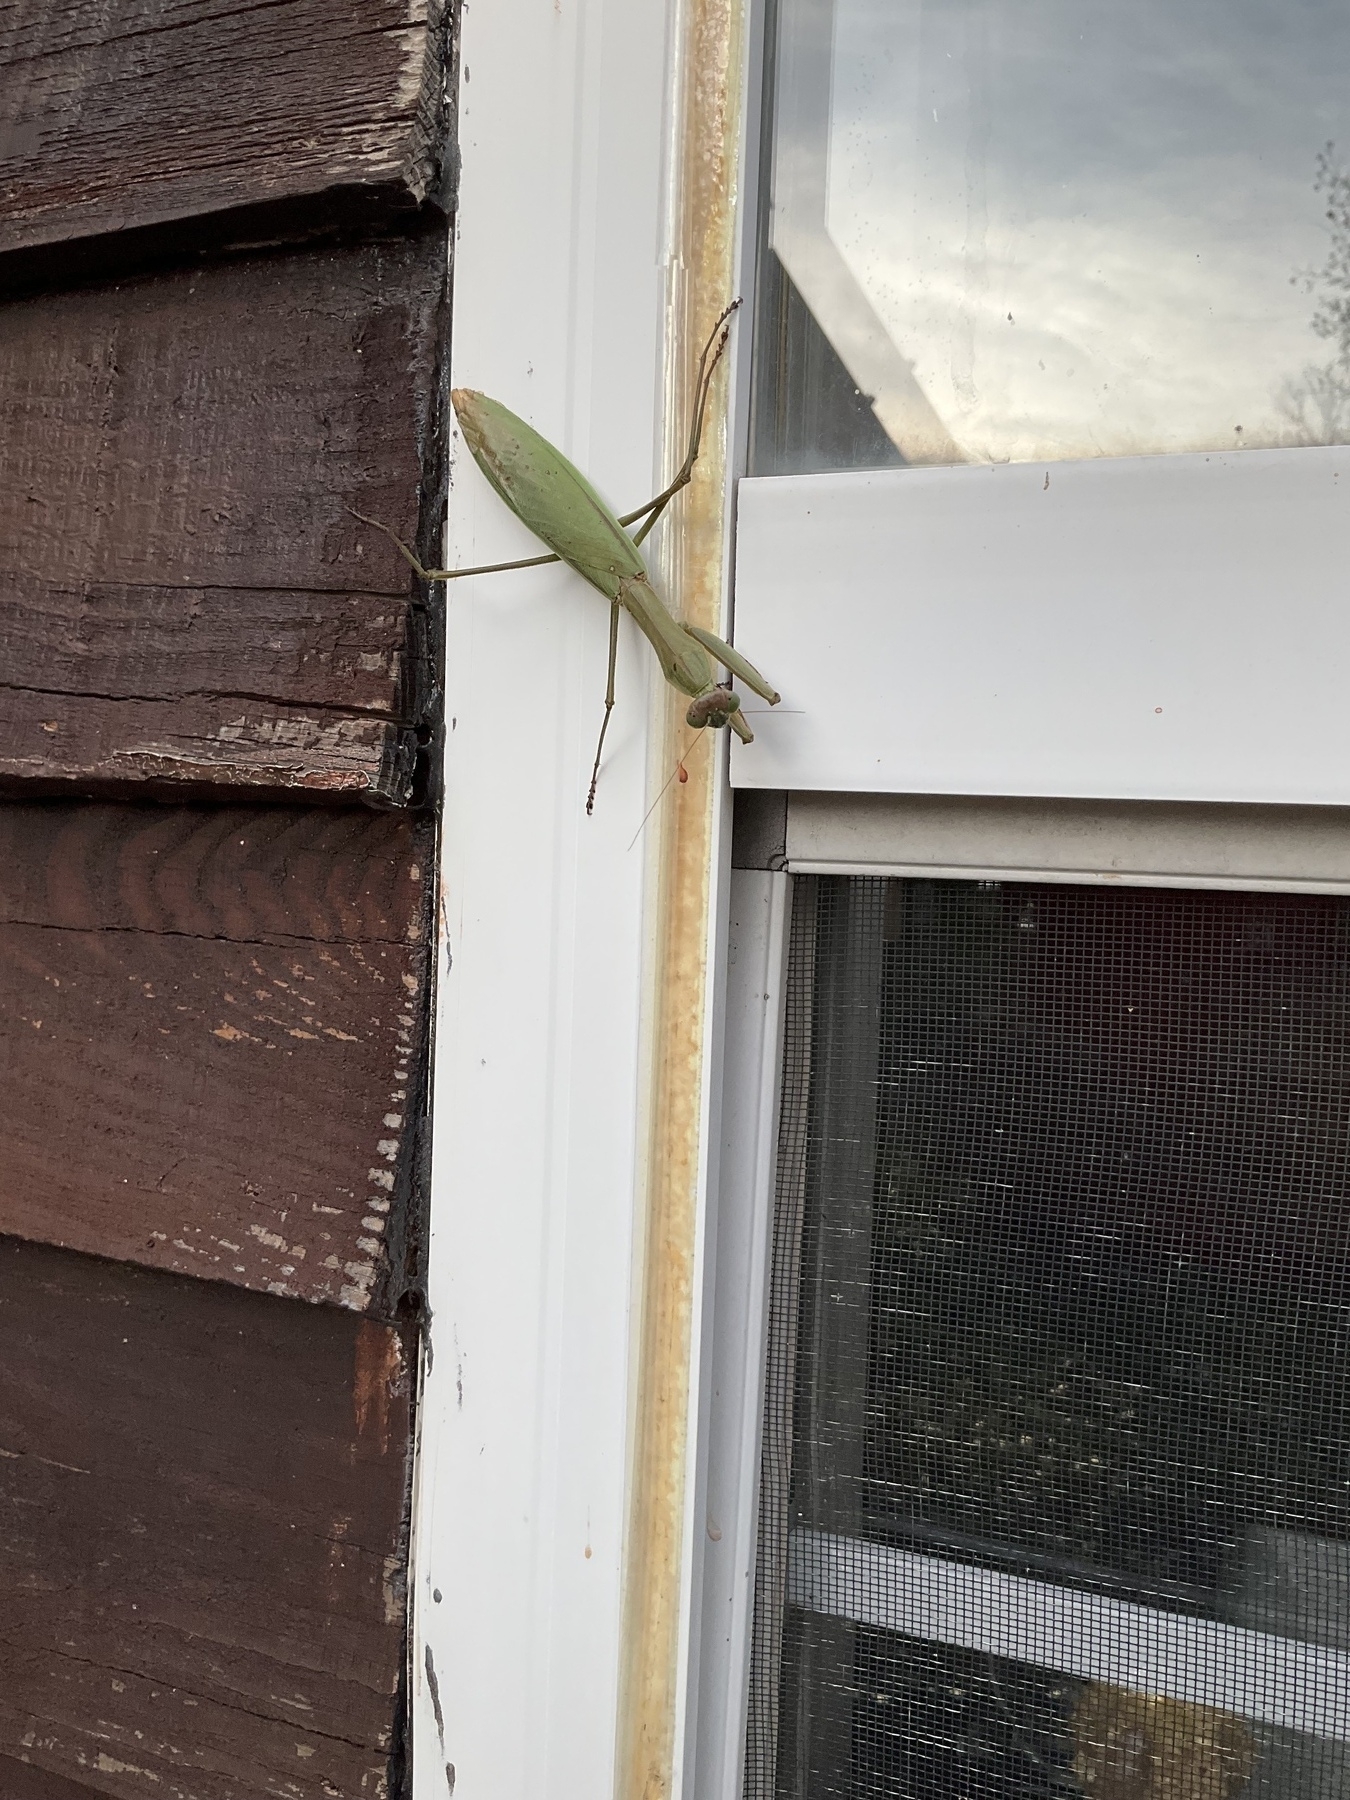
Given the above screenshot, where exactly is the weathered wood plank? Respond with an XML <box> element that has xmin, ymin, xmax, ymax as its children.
<box><xmin>0</xmin><ymin>0</ymin><xmax>450</xmax><ymax>286</ymax></box>
<box><xmin>0</xmin><ymin>1235</ymin><xmax>413</xmax><ymax>1800</ymax></box>
<box><xmin>0</xmin><ymin>1756</ymin><xmax>107</xmax><ymax>1799</ymax></box>
<box><xmin>0</xmin><ymin>233</ymin><xmax>446</xmax><ymax>802</ymax></box>
<box><xmin>0</xmin><ymin>802</ymin><xmax>432</xmax><ymax>1313</ymax></box>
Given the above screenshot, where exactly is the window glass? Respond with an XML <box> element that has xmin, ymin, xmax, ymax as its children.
<box><xmin>751</xmin><ymin>0</ymin><xmax>1350</xmax><ymax>472</ymax></box>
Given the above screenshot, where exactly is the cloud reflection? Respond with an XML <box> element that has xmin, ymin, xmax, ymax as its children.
<box><xmin>805</xmin><ymin>0</ymin><xmax>1350</xmax><ymax>463</ymax></box>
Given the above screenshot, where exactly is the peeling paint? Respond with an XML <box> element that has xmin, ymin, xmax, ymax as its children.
<box><xmin>95</xmin><ymin>1753</ymin><xmax>162</xmax><ymax>1781</ymax></box>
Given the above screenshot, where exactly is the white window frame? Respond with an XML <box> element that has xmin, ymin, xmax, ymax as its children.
<box><xmin>412</xmin><ymin>0</ymin><xmax>1350</xmax><ymax>1795</ymax></box>
<box><xmin>690</xmin><ymin>0</ymin><xmax>1350</xmax><ymax>1788</ymax></box>
<box><xmin>732</xmin><ymin>0</ymin><xmax>1350</xmax><ymax>805</ymax></box>
<box><xmin>411</xmin><ymin>0</ymin><xmax>760</xmax><ymax>1796</ymax></box>
<box><xmin>410</xmin><ymin>0</ymin><xmax>688</xmax><ymax>1793</ymax></box>
<box><xmin>690</xmin><ymin>802</ymin><xmax>1350</xmax><ymax>1800</ymax></box>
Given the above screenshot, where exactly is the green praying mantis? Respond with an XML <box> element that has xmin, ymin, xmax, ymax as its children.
<box><xmin>350</xmin><ymin>301</ymin><xmax>780</xmax><ymax>813</ymax></box>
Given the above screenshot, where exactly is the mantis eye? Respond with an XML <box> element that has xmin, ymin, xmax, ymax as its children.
<box><xmin>686</xmin><ymin>686</ymin><xmax>742</xmax><ymax>730</ymax></box>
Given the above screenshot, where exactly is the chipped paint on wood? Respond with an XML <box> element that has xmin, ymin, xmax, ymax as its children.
<box><xmin>0</xmin><ymin>802</ymin><xmax>432</xmax><ymax>1315</ymax></box>
<box><xmin>356</xmin><ymin>1319</ymin><xmax>409</xmax><ymax>1460</ymax></box>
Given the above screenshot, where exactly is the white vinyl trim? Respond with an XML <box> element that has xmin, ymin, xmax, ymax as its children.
<box><xmin>411</xmin><ymin>0</ymin><xmax>688</xmax><ymax>1795</ymax></box>
<box><xmin>790</xmin><ymin>1530</ymin><xmax>1350</xmax><ymax>1743</ymax></box>
<box><xmin>686</xmin><ymin>871</ymin><xmax>791</xmax><ymax>1800</ymax></box>
<box><xmin>783</xmin><ymin>792</ymin><xmax>1350</xmax><ymax>893</ymax></box>
<box><xmin>789</xmin><ymin>862</ymin><xmax>1350</xmax><ymax>894</ymax></box>
<box><xmin>730</xmin><ymin>450</ymin><xmax>1350</xmax><ymax>805</ymax></box>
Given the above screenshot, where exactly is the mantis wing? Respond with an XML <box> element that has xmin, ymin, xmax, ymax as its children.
<box><xmin>453</xmin><ymin>389</ymin><xmax>646</xmax><ymax>600</ymax></box>
<box><xmin>456</xmin><ymin>388</ymin><xmax>718</xmax><ymax>701</ymax></box>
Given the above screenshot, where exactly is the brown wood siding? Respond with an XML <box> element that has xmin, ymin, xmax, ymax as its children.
<box><xmin>0</xmin><ymin>232</ymin><xmax>446</xmax><ymax>805</ymax></box>
<box><xmin>0</xmin><ymin>1236</ymin><xmax>415</xmax><ymax>1800</ymax></box>
<box><xmin>0</xmin><ymin>0</ymin><xmax>450</xmax><ymax>1787</ymax></box>
<box><xmin>0</xmin><ymin>802</ymin><xmax>433</xmax><ymax>1314</ymax></box>
<box><xmin>0</xmin><ymin>1755</ymin><xmax>109</xmax><ymax>1798</ymax></box>
<box><xmin>0</xmin><ymin>0</ymin><xmax>450</xmax><ymax>288</ymax></box>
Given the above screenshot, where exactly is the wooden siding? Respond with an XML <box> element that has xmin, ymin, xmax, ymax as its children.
<box><xmin>0</xmin><ymin>0</ymin><xmax>450</xmax><ymax>287</ymax></box>
<box><xmin>0</xmin><ymin>802</ymin><xmax>433</xmax><ymax>1314</ymax></box>
<box><xmin>0</xmin><ymin>1237</ymin><xmax>415</xmax><ymax>1800</ymax></box>
<box><xmin>0</xmin><ymin>0</ymin><xmax>449</xmax><ymax>1787</ymax></box>
<box><xmin>0</xmin><ymin>232</ymin><xmax>446</xmax><ymax>805</ymax></box>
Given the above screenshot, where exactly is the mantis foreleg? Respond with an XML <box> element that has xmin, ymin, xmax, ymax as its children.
<box><xmin>586</xmin><ymin>598</ymin><xmax>622</xmax><ymax>816</ymax></box>
<box><xmin>681</xmin><ymin>621</ymin><xmax>780</xmax><ymax>705</ymax></box>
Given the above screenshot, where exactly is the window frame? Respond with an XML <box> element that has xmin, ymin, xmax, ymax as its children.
<box><xmin>413</xmin><ymin>0</ymin><xmax>759</xmax><ymax>1795</ymax></box>
<box><xmin>688</xmin><ymin>4</ymin><xmax>1350</xmax><ymax>1781</ymax></box>
<box><xmin>414</xmin><ymin>0</ymin><xmax>1350</xmax><ymax>1793</ymax></box>
<box><xmin>732</xmin><ymin>0</ymin><xmax>1350</xmax><ymax>808</ymax></box>
<box><xmin>411</xmin><ymin>0</ymin><xmax>713</xmax><ymax>1791</ymax></box>
<box><xmin>689</xmin><ymin>802</ymin><xmax>1350</xmax><ymax>1799</ymax></box>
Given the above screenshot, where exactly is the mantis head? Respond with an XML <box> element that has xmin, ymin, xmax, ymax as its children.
<box><xmin>685</xmin><ymin>686</ymin><xmax>742</xmax><ymax>730</ymax></box>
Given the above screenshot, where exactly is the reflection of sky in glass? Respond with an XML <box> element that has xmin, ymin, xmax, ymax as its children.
<box><xmin>825</xmin><ymin>0</ymin><xmax>1350</xmax><ymax>462</ymax></box>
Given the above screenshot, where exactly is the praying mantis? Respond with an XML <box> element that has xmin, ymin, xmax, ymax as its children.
<box><xmin>350</xmin><ymin>301</ymin><xmax>780</xmax><ymax>813</ymax></box>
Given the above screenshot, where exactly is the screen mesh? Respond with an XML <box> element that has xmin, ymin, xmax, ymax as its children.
<box><xmin>746</xmin><ymin>876</ymin><xmax>1350</xmax><ymax>1799</ymax></box>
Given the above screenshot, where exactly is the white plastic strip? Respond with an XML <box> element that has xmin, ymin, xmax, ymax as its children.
<box><xmin>789</xmin><ymin>1529</ymin><xmax>1350</xmax><ymax>1741</ymax></box>
<box><xmin>687</xmin><ymin>871</ymin><xmax>791</xmax><ymax>1800</ymax></box>
<box><xmin>730</xmin><ymin>449</ymin><xmax>1350</xmax><ymax>805</ymax></box>
<box><xmin>782</xmin><ymin>794</ymin><xmax>1350</xmax><ymax>894</ymax></box>
<box><xmin>411</xmin><ymin>0</ymin><xmax>681</xmax><ymax>1792</ymax></box>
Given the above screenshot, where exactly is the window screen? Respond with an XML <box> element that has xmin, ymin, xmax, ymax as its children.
<box><xmin>747</xmin><ymin>876</ymin><xmax>1350</xmax><ymax>1798</ymax></box>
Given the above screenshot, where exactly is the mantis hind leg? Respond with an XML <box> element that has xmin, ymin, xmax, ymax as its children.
<box><xmin>586</xmin><ymin>598</ymin><xmax>622</xmax><ymax>815</ymax></box>
<box><xmin>345</xmin><ymin>508</ymin><xmax>560</xmax><ymax>583</ymax></box>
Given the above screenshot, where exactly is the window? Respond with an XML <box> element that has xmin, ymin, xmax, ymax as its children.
<box><xmin>740</xmin><ymin>873</ymin><xmax>1350</xmax><ymax>1799</ymax></box>
<box><xmin>753</xmin><ymin>0</ymin><xmax>1350</xmax><ymax>471</ymax></box>
<box><xmin>697</xmin><ymin>6</ymin><xmax>1350</xmax><ymax>1799</ymax></box>
<box><xmin>729</xmin><ymin>0</ymin><xmax>1350</xmax><ymax>806</ymax></box>
<box><xmin>422</xmin><ymin>0</ymin><xmax>1350</xmax><ymax>1794</ymax></box>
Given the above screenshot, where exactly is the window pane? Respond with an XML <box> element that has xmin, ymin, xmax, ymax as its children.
<box><xmin>752</xmin><ymin>0</ymin><xmax>1350</xmax><ymax>472</ymax></box>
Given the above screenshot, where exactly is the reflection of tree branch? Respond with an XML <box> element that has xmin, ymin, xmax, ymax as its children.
<box><xmin>1274</xmin><ymin>361</ymin><xmax>1350</xmax><ymax>445</ymax></box>
<box><xmin>1276</xmin><ymin>146</ymin><xmax>1350</xmax><ymax>444</ymax></box>
<box><xmin>1308</xmin><ymin>144</ymin><xmax>1350</xmax><ymax>360</ymax></box>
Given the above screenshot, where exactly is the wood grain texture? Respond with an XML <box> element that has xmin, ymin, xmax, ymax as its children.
<box><xmin>0</xmin><ymin>0</ymin><xmax>450</xmax><ymax>284</ymax></box>
<box><xmin>0</xmin><ymin>1235</ymin><xmax>413</xmax><ymax>1800</ymax></box>
<box><xmin>0</xmin><ymin>1756</ymin><xmax>107</xmax><ymax>1799</ymax></box>
<box><xmin>0</xmin><ymin>802</ymin><xmax>433</xmax><ymax>1314</ymax></box>
<box><xmin>0</xmin><ymin>232</ymin><xmax>447</xmax><ymax>803</ymax></box>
